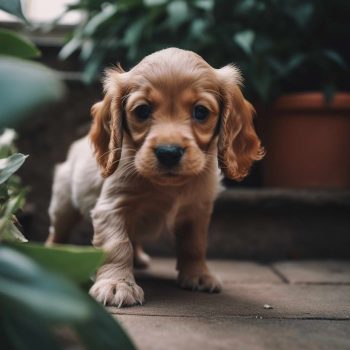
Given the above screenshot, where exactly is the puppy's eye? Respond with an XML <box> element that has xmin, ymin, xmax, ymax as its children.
<box><xmin>193</xmin><ymin>105</ymin><xmax>210</xmax><ymax>122</ymax></box>
<box><xmin>134</xmin><ymin>104</ymin><xmax>152</xmax><ymax>121</ymax></box>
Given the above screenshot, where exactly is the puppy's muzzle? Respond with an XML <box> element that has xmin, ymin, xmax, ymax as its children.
<box><xmin>155</xmin><ymin>144</ymin><xmax>185</xmax><ymax>168</ymax></box>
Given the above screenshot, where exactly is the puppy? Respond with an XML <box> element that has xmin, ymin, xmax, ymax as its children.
<box><xmin>47</xmin><ymin>48</ymin><xmax>263</xmax><ymax>307</ymax></box>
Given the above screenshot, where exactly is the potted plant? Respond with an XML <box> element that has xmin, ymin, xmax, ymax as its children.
<box><xmin>59</xmin><ymin>0</ymin><xmax>350</xmax><ymax>188</ymax></box>
<box><xmin>237</xmin><ymin>0</ymin><xmax>350</xmax><ymax>188</ymax></box>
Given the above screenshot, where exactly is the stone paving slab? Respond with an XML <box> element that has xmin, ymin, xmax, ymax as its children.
<box><xmin>273</xmin><ymin>261</ymin><xmax>350</xmax><ymax>284</ymax></box>
<box><xmin>109</xmin><ymin>259</ymin><xmax>350</xmax><ymax>319</ymax></box>
<box><xmin>117</xmin><ymin>316</ymin><xmax>350</xmax><ymax>350</ymax></box>
<box><xmin>110</xmin><ymin>282</ymin><xmax>350</xmax><ymax>319</ymax></box>
<box><xmin>137</xmin><ymin>258</ymin><xmax>282</xmax><ymax>284</ymax></box>
<box><xmin>108</xmin><ymin>259</ymin><xmax>350</xmax><ymax>350</ymax></box>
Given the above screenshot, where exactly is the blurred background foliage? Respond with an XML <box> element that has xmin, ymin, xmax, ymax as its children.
<box><xmin>60</xmin><ymin>0</ymin><xmax>349</xmax><ymax>103</ymax></box>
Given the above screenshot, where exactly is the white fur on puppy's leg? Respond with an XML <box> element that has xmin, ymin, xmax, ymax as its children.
<box><xmin>91</xmin><ymin>205</ymin><xmax>144</xmax><ymax>308</ymax></box>
<box><xmin>133</xmin><ymin>242</ymin><xmax>151</xmax><ymax>269</ymax></box>
<box><xmin>89</xmin><ymin>277</ymin><xmax>144</xmax><ymax>307</ymax></box>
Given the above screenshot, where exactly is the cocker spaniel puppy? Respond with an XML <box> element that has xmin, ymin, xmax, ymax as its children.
<box><xmin>47</xmin><ymin>48</ymin><xmax>263</xmax><ymax>307</ymax></box>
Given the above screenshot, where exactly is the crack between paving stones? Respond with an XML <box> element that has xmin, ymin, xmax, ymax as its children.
<box><xmin>109</xmin><ymin>312</ymin><xmax>350</xmax><ymax>321</ymax></box>
<box><xmin>294</xmin><ymin>282</ymin><xmax>350</xmax><ymax>285</ymax></box>
<box><xmin>269</xmin><ymin>265</ymin><xmax>290</xmax><ymax>283</ymax></box>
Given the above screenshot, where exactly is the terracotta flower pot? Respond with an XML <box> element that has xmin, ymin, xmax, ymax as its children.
<box><xmin>262</xmin><ymin>92</ymin><xmax>350</xmax><ymax>188</ymax></box>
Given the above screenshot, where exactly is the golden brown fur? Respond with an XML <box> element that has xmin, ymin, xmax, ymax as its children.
<box><xmin>47</xmin><ymin>48</ymin><xmax>263</xmax><ymax>307</ymax></box>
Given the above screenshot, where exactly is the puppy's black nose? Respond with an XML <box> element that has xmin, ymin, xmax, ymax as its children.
<box><xmin>155</xmin><ymin>145</ymin><xmax>185</xmax><ymax>168</ymax></box>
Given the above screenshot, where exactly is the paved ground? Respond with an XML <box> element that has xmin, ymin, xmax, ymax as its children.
<box><xmin>110</xmin><ymin>259</ymin><xmax>350</xmax><ymax>350</ymax></box>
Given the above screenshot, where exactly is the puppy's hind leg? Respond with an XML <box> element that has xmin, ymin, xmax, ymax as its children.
<box><xmin>46</xmin><ymin>163</ymin><xmax>81</xmax><ymax>245</ymax></box>
<box><xmin>133</xmin><ymin>241</ymin><xmax>151</xmax><ymax>269</ymax></box>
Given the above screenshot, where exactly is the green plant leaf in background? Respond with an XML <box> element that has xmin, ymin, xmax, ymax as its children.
<box><xmin>0</xmin><ymin>29</ymin><xmax>40</xmax><ymax>58</ymax></box>
<box><xmin>233</xmin><ymin>30</ymin><xmax>255</xmax><ymax>56</ymax></box>
<box><xmin>0</xmin><ymin>0</ymin><xmax>26</xmax><ymax>22</ymax></box>
<box><xmin>0</xmin><ymin>153</ymin><xmax>28</xmax><ymax>184</ymax></box>
<box><xmin>323</xmin><ymin>50</ymin><xmax>348</xmax><ymax>70</ymax></box>
<box><xmin>9</xmin><ymin>242</ymin><xmax>105</xmax><ymax>283</ymax></box>
<box><xmin>0</xmin><ymin>56</ymin><xmax>65</xmax><ymax>127</ymax></box>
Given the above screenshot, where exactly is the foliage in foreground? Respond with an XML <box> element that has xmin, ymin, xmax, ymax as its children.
<box><xmin>0</xmin><ymin>1</ymin><xmax>135</xmax><ymax>348</ymax></box>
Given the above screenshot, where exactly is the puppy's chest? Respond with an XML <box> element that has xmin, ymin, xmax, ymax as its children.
<box><xmin>127</xmin><ymin>193</ymin><xmax>183</xmax><ymax>240</ymax></box>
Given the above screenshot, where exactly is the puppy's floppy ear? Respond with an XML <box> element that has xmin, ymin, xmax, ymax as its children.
<box><xmin>89</xmin><ymin>68</ymin><xmax>126</xmax><ymax>178</ymax></box>
<box><xmin>216</xmin><ymin>65</ymin><xmax>264</xmax><ymax>180</ymax></box>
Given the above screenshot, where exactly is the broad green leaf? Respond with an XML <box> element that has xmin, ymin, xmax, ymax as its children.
<box><xmin>0</xmin><ymin>30</ymin><xmax>40</xmax><ymax>58</ymax></box>
<box><xmin>233</xmin><ymin>30</ymin><xmax>255</xmax><ymax>56</ymax></box>
<box><xmin>0</xmin><ymin>246</ymin><xmax>135</xmax><ymax>349</ymax></box>
<box><xmin>0</xmin><ymin>312</ymin><xmax>64</xmax><ymax>350</ymax></box>
<box><xmin>0</xmin><ymin>154</ymin><xmax>28</xmax><ymax>184</ymax></box>
<box><xmin>0</xmin><ymin>0</ymin><xmax>26</xmax><ymax>21</ymax></box>
<box><xmin>0</xmin><ymin>56</ymin><xmax>65</xmax><ymax>126</ymax></box>
<box><xmin>8</xmin><ymin>242</ymin><xmax>105</xmax><ymax>283</ymax></box>
<box><xmin>0</xmin><ymin>246</ymin><xmax>92</xmax><ymax>322</ymax></box>
<box><xmin>75</xmin><ymin>300</ymin><xmax>136</xmax><ymax>350</ymax></box>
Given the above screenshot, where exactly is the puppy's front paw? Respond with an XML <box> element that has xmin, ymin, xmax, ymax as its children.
<box><xmin>90</xmin><ymin>278</ymin><xmax>144</xmax><ymax>307</ymax></box>
<box><xmin>178</xmin><ymin>272</ymin><xmax>222</xmax><ymax>293</ymax></box>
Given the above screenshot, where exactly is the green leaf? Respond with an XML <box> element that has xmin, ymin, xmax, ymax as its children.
<box><xmin>0</xmin><ymin>312</ymin><xmax>64</xmax><ymax>350</ymax></box>
<box><xmin>83</xmin><ymin>53</ymin><xmax>104</xmax><ymax>83</ymax></box>
<box><xmin>75</xmin><ymin>301</ymin><xmax>136</xmax><ymax>350</ymax></box>
<box><xmin>287</xmin><ymin>3</ymin><xmax>313</xmax><ymax>28</ymax></box>
<box><xmin>167</xmin><ymin>0</ymin><xmax>189</xmax><ymax>28</ymax></box>
<box><xmin>0</xmin><ymin>221</ymin><xmax>28</xmax><ymax>243</ymax></box>
<box><xmin>323</xmin><ymin>50</ymin><xmax>348</xmax><ymax>70</ymax></box>
<box><xmin>0</xmin><ymin>56</ymin><xmax>65</xmax><ymax>126</ymax></box>
<box><xmin>0</xmin><ymin>246</ymin><xmax>135</xmax><ymax>349</ymax></box>
<box><xmin>0</xmin><ymin>0</ymin><xmax>27</xmax><ymax>21</ymax></box>
<box><xmin>8</xmin><ymin>242</ymin><xmax>105</xmax><ymax>283</ymax></box>
<box><xmin>0</xmin><ymin>246</ymin><xmax>92</xmax><ymax>322</ymax></box>
<box><xmin>233</xmin><ymin>30</ymin><xmax>255</xmax><ymax>56</ymax></box>
<box><xmin>59</xmin><ymin>36</ymin><xmax>83</xmax><ymax>60</ymax></box>
<box><xmin>83</xmin><ymin>3</ymin><xmax>118</xmax><ymax>36</ymax></box>
<box><xmin>0</xmin><ymin>30</ymin><xmax>40</xmax><ymax>58</ymax></box>
<box><xmin>235</xmin><ymin>0</ymin><xmax>257</xmax><ymax>15</ymax></box>
<box><xmin>0</xmin><ymin>154</ymin><xmax>28</xmax><ymax>184</ymax></box>
<box><xmin>144</xmin><ymin>0</ymin><xmax>168</xmax><ymax>6</ymax></box>
<box><xmin>194</xmin><ymin>0</ymin><xmax>214</xmax><ymax>11</ymax></box>
<box><xmin>123</xmin><ymin>17</ymin><xmax>148</xmax><ymax>47</ymax></box>
<box><xmin>285</xmin><ymin>54</ymin><xmax>306</xmax><ymax>73</ymax></box>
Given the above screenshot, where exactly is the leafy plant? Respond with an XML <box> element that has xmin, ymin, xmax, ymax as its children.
<box><xmin>0</xmin><ymin>1</ymin><xmax>136</xmax><ymax>348</ymax></box>
<box><xmin>60</xmin><ymin>0</ymin><xmax>349</xmax><ymax>103</ymax></box>
<box><xmin>0</xmin><ymin>245</ymin><xmax>135</xmax><ymax>350</ymax></box>
<box><xmin>0</xmin><ymin>139</ymin><xmax>134</xmax><ymax>348</ymax></box>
